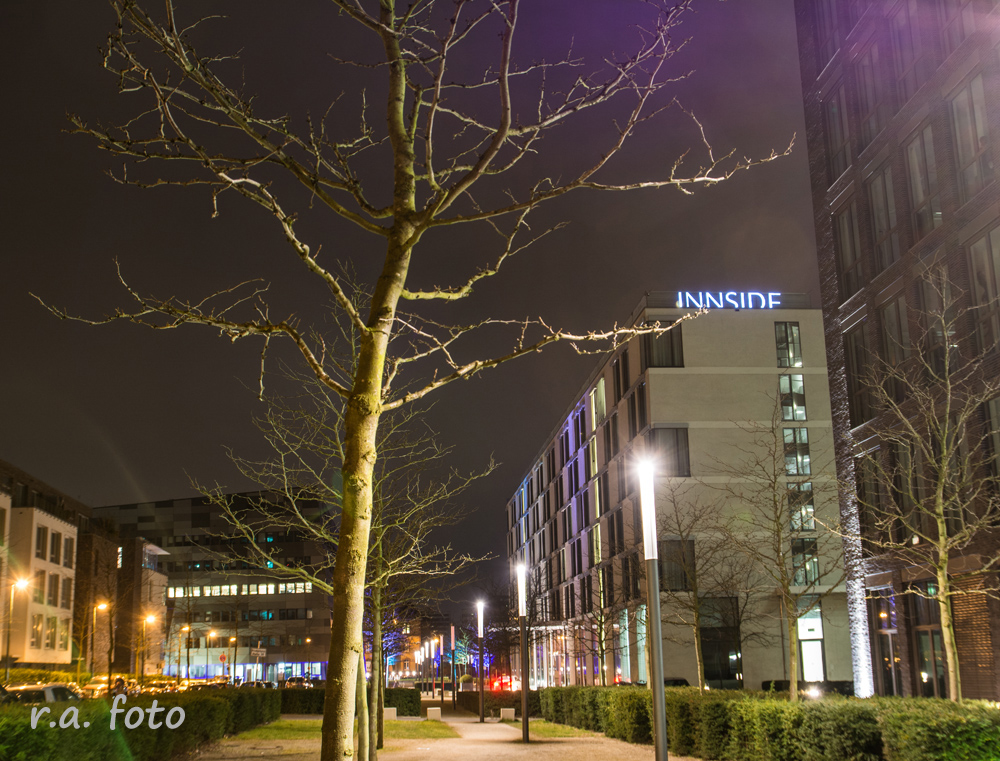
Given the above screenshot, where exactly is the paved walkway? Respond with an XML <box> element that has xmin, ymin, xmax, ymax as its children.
<box><xmin>196</xmin><ymin>697</ymin><xmax>697</xmax><ymax>761</ymax></box>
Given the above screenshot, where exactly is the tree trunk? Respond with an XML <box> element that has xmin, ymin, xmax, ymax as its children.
<box><xmin>692</xmin><ymin>607</ymin><xmax>706</xmax><ymax>692</ymax></box>
<box><xmin>786</xmin><ymin>599</ymin><xmax>799</xmax><ymax>703</ymax></box>
<box><xmin>936</xmin><ymin>564</ymin><xmax>962</xmax><ymax>702</ymax></box>
<box><xmin>356</xmin><ymin>651</ymin><xmax>369</xmax><ymax>760</ymax></box>
<box><xmin>368</xmin><ymin>581</ymin><xmax>383</xmax><ymax>760</ymax></box>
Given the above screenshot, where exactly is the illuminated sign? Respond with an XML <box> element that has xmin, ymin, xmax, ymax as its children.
<box><xmin>675</xmin><ymin>291</ymin><xmax>783</xmax><ymax>309</ymax></box>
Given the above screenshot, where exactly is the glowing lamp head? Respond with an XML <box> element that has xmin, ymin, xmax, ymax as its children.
<box><xmin>637</xmin><ymin>458</ymin><xmax>658</xmax><ymax>560</ymax></box>
<box><xmin>145</xmin><ymin>615</ymin><xmax>156</xmax><ymax>624</ymax></box>
<box><xmin>516</xmin><ymin>563</ymin><xmax>527</xmax><ymax>617</ymax></box>
<box><xmin>97</xmin><ymin>603</ymin><xmax>108</xmax><ymax>611</ymax></box>
<box><xmin>450</xmin><ymin>624</ymin><xmax>456</xmax><ymax>650</ymax></box>
<box><xmin>476</xmin><ymin>601</ymin><xmax>485</xmax><ymax>638</ymax></box>
<box><xmin>14</xmin><ymin>578</ymin><xmax>29</xmax><ymax>591</ymax></box>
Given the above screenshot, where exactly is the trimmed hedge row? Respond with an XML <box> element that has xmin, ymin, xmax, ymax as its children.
<box><xmin>539</xmin><ymin>686</ymin><xmax>1000</xmax><ymax>761</ymax></box>
<box><xmin>280</xmin><ymin>687</ymin><xmax>420</xmax><ymax>716</ymax></box>
<box><xmin>0</xmin><ymin>688</ymin><xmax>281</xmax><ymax>761</ymax></box>
<box><xmin>3</xmin><ymin>668</ymin><xmax>93</xmax><ymax>686</ymax></box>
<box><xmin>455</xmin><ymin>689</ymin><xmax>541</xmax><ymax>718</ymax></box>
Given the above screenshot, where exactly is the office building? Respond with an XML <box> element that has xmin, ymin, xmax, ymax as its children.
<box><xmin>794</xmin><ymin>0</ymin><xmax>1000</xmax><ymax>698</ymax></box>
<box><xmin>505</xmin><ymin>292</ymin><xmax>852</xmax><ymax>690</ymax></box>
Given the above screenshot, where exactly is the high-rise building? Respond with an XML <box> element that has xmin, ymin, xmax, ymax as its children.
<box><xmin>505</xmin><ymin>292</ymin><xmax>852</xmax><ymax>690</ymax></box>
<box><xmin>793</xmin><ymin>0</ymin><xmax>1000</xmax><ymax>698</ymax></box>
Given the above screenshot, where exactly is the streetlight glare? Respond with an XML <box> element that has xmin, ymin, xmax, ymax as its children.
<box><xmin>516</xmin><ymin>563</ymin><xmax>527</xmax><ymax>617</ymax></box>
<box><xmin>14</xmin><ymin>578</ymin><xmax>29</xmax><ymax>590</ymax></box>
<box><xmin>145</xmin><ymin>615</ymin><xmax>156</xmax><ymax>623</ymax></box>
<box><xmin>637</xmin><ymin>457</ymin><xmax>659</xmax><ymax>561</ymax></box>
<box><xmin>97</xmin><ymin>603</ymin><xmax>108</xmax><ymax>611</ymax></box>
<box><xmin>476</xmin><ymin>600</ymin><xmax>484</xmax><ymax>639</ymax></box>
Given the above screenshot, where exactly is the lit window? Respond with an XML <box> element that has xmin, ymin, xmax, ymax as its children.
<box><xmin>780</xmin><ymin>375</ymin><xmax>807</xmax><ymax>421</ymax></box>
<box><xmin>789</xmin><ymin>483</ymin><xmax>816</xmax><ymax>531</ymax></box>
<box><xmin>792</xmin><ymin>539</ymin><xmax>820</xmax><ymax>586</ymax></box>
<box><xmin>784</xmin><ymin>428</ymin><xmax>812</xmax><ymax>475</ymax></box>
<box><xmin>775</xmin><ymin>322</ymin><xmax>803</xmax><ymax>368</ymax></box>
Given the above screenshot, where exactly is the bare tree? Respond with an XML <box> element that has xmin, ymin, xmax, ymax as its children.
<box><xmin>855</xmin><ymin>268</ymin><xmax>1000</xmax><ymax>703</ymax></box>
<box><xmin>656</xmin><ymin>480</ymin><xmax>771</xmax><ymax>690</ymax></box>
<box><xmin>708</xmin><ymin>394</ymin><xmax>844</xmax><ymax>701</ymax></box>
<box><xmin>47</xmin><ymin>2</ymin><xmax>789</xmax><ymax>754</ymax></box>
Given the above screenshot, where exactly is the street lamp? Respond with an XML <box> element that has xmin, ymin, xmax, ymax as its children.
<box><xmin>207</xmin><ymin>630</ymin><xmax>217</xmax><ymax>679</ymax></box>
<box><xmin>439</xmin><ymin>634</ymin><xmax>445</xmax><ymax>709</ymax></box>
<box><xmin>476</xmin><ymin>600</ymin><xmax>485</xmax><ymax>724</ymax></box>
<box><xmin>516</xmin><ymin>563</ymin><xmax>529</xmax><ymax>743</ymax></box>
<box><xmin>450</xmin><ymin>625</ymin><xmax>456</xmax><ymax>709</ymax></box>
<box><xmin>141</xmin><ymin>615</ymin><xmax>156</xmax><ymax>687</ymax></box>
<box><xmin>181</xmin><ymin>625</ymin><xmax>191</xmax><ymax>683</ymax></box>
<box><xmin>638</xmin><ymin>458</ymin><xmax>668</xmax><ymax>761</ymax></box>
<box><xmin>5</xmin><ymin>578</ymin><xmax>29</xmax><ymax>684</ymax></box>
<box><xmin>230</xmin><ymin>637</ymin><xmax>237</xmax><ymax>683</ymax></box>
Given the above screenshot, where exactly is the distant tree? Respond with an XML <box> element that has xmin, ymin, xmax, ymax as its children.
<box><xmin>855</xmin><ymin>268</ymin><xmax>1000</xmax><ymax>702</ymax></box>
<box><xmin>655</xmin><ymin>480</ymin><xmax>771</xmax><ymax>690</ymax></box>
<box><xmin>708</xmin><ymin>394</ymin><xmax>844</xmax><ymax>701</ymax></box>
<box><xmin>55</xmin><ymin>1</ymin><xmax>789</xmax><ymax>754</ymax></box>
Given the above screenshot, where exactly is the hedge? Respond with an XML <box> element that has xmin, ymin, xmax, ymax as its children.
<box><xmin>455</xmin><ymin>689</ymin><xmax>541</xmax><ymax>718</ymax></box>
<box><xmin>3</xmin><ymin>668</ymin><xmax>93</xmax><ymax>687</ymax></box>
<box><xmin>537</xmin><ymin>686</ymin><xmax>1000</xmax><ymax>761</ymax></box>
<box><xmin>280</xmin><ymin>687</ymin><xmax>420</xmax><ymax>716</ymax></box>
<box><xmin>0</xmin><ymin>688</ymin><xmax>281</xmax><ymax>761</ymax></box>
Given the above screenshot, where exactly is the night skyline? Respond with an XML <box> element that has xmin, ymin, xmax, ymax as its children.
<box><xmin>0</xmin><ymin>0</ymin><xmax>816</xmax><ymax>573</ymax></box>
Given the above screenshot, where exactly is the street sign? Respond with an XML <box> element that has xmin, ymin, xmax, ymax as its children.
<box><xmin>220</xmin><ymin>654</ymin><xmax>227</xmax><ymax>662</ymax></box>
<box><xmin>250</xmin><ymin>647</ymin><xmax>267</xmax><ymax>658</ymax></box>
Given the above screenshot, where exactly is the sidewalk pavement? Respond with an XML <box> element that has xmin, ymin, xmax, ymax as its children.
<box><xmin>374</xmin><ymin>697</ymin><xmax>696</xmax><ymax>761</ymax></box>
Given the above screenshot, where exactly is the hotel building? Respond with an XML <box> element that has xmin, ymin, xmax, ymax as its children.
<box><xmin>505</xmin><ymin>292</ymin><xmax>853</xmax><ymax>690</ymax></box>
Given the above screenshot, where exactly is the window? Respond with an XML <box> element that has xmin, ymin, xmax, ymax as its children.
<box><xmin>856</xmin><ymin>43</ymin><xmax>887</xmax><ymax>148</ymax></box>
<box><xmin>789</xmin><ymin>483</ymin><xmax>816</xmax><ymax>531</ymax></box>
<box><xmin>612</xmin><ymin>349</ymin><xmax>630</xmax><ymax>402</ymax></box>
<box><xmin>47</xmin><ymin>573</ymin><xmax>59</xmax><ymax>606</ymax></box>
<box><xmin>644</xmin><ymin>324</ymin><xmax>684</xmax><ymax>368</ymax></box>
<box><xmin>848</xmin><ymin>0</ymin><xmax>871</xmax><ymax>27</ymax></box>
<box><xmin>30</xmin><ymin>614</ymin><xmax>43</xmax><ymax>649</ymax></box>
<box><xmin>784</xmin><ymin>428</ymin><xmax>812</xmax><ymax>475</ymax></box>
<box><xmin>792</xmin><ymin>538</ymin><xmax>820</xmax><ymax>585</ymax></box>
<box><xmin>880</xmin><ymin>296</ymin><xmax>911</xmax><ymax>400</ymax></box>
<box><xmin>45</xmin><ymin>616</ymin><xmax>57</xmax><ymax>649</ymax></box>
<box><xmin>825</xmin><ymin>85</ymin><xmax>851</xmax><ymax>180</ymax></box>
<box><xmin>648</xmin><ymin>427</ymin><xmax>691</xmax><ymax>477</ymax></box>
<box><xmin>49</xmin><ymin>532</ymin><xmax>61</xmax><ymax>564</ymax></box>
<box><xmin>775</xmin><ymin>322</ymin><xmax>803</xmax><ymax>368</ymax></box>
<box><xmin>798</xmin><ymin>598</ymin><xmax>826</xmax><ymax>681</ymax></box>
<box><xmin>58</xmin><ymin>619</ymin><xmax>69</xmax><ymax>651</ymax></box>
<box><xmin>60</xmin><ymin>577</ymin><xmax>72</xmax><ymax>609</ymax></box>
<box><xmin>845</xmin><ymin>326</ymin><xmax>871</xmax><ymax>426</ymax></box>
<box><xmin>814</xmin><ymin>0</ymin><xmax>840</xmax><ymax>66</ymax></box>
<box><xmin>627</xmin><ymin>392</ymin><xmax>639</xmax><ymax>440</ymax></box>
<box><xmin>891</xmin><ymin>0</ymin><xmax>931</xmax><ymax>105</ymax></box>
<box><xmin>952</xmin><ymin>74</ymin><xmax>993</xmax><ymax>201</ymax></box>
<box><xmin>63</xmin><ymin>537</ymin><xmax>74</xmax><ymax>569</ymax></box>
<box><xmin>921</xmin><ymin>266</ymin><xmax>956</xmax><ymax>375</ymax></box>
<box><xmin>35</xmin><ymin>525</ymin><xmax>47</xmax><ymax>560</ymax></box>
<box><xmin>591</xmin><ymin>378</ymin><xmax>607</xmax><ymax>423</ymax></box>
<box><xmin>938</xmin><ymin>0</ymin><xmax>979</xmax><ymax>58</ymax></box>
<box><xmin>834</xmin><ymin>201</ymin><xmax>865</xmax><ymax>299</ymax></box>
<box><xmin>602</xmin><ymin>567</ymin><xmax>616</xmax><ymax>608</ymax></box>
<box><xmin>969</xmin><ymin>224</ymin><xmax>1000</xmax><ymax>351</ymax></box>
<box><xmin>868</xmin><ymin>164</ymin><xmax>900</xmax><ymax>273</ymax></box>
<box><xmin>33</xmin><ymin>570</ymin><xmax>45</xmax><ymax>604</ymax></box>
<box><xmin>906</xmin><ymin>125</ymin><xmax>942</xmax><ymax>238</ymax></box>
<box><xmin>780</xmin><ymin>374</ymin><xmax>807</xmax><ymax>421</ymax></box>
<box><xmin>659</xmin><ymin>539</ymin><xmax>695</xmax><ymax>591</ymax></box>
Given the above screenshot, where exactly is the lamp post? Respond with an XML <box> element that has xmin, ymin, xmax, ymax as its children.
<box><xmin>181</xmin><ymin>625</ymin><xmax>191</xmax><ymax>682</ymax></box>
<box><xmin>207</xmin><ymin>630</ymin><xmax>217</xmax><ymax>679</ymax></box>
<box><xmin>516</xmin><ymin>563</ymin><xmax>529</xmax><ymax>743</ymax></box>
<box><xmin>638</xmin><ymin>459</ymin><xmax>668</xmax><ymax>761</ymax></box>
<box><xmin>415</xmin><ymin>648</ymin><xmax>421</xmax><ymax>692</ymax></box>
<box><xmin>230</xmin><ymin>637</ymin><xmax>237</xmax><ymax>683</ymax></box>
<box><xmin>89</xmin><ymin>602</ymin><xmax>108</xmax><ymax>680</ymax></box>
<box><xmin>476</xmin><ymin>601</ymin><xmax>485</xmax><ymax>723</ymax></box>
<box><xmin>430</xmin><ymin>637</ymin><xmax>436</xmax><ymax>700</ymax></box>
<box><xmin>450</xmin><ymin>625</ymin><xmax>456</xmax><ymax>709</ymax></box>
<box><xmin>141</xmin><ymin>615</ymin><xmax>156</xmax><ymax>687</ymax></box>
<box><xmin>439</xmin><ymin>634</ymin><xmax>445</xmax><ymax>708</ymax></box>
<box><xmin>5</xmin><ymin>578</ymin><xmax>29</xmax><ymax>684</ymax></box>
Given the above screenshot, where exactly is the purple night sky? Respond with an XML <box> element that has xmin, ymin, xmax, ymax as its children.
<box><xmin>0</xmin><ymin>0</ymin><xmax>817</xmax><ymax>581</ymax></box>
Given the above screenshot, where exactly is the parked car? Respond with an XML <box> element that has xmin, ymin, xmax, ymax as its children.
<box><xmin>143</xmin><ymin>680</ymin><xmax>178</xmax><ymax>694</ymax></box>
<box><xmin>282</xmin><ymin>676</ymin><xmax>313</xmax><ymax>689</ymax></box>
<box><xmin>6</xmin><ymin>683</ymin><xmax>82</xmax><ymax>704</ymax></box>
<box><xmin>664</xmin><ymin>678</ymin><xmax>690</xmax><ymax>687</ymax></box>
<box><xmin>240</xmin><ymin>680</ymin><xmax>277</xmax><ymax>690</ymax></box>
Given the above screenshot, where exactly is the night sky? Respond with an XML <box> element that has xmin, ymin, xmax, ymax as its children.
<box><xmin>0</xmin><ymin>0</ymin><xmax>817</xmax><ymax>590</ymax></box>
